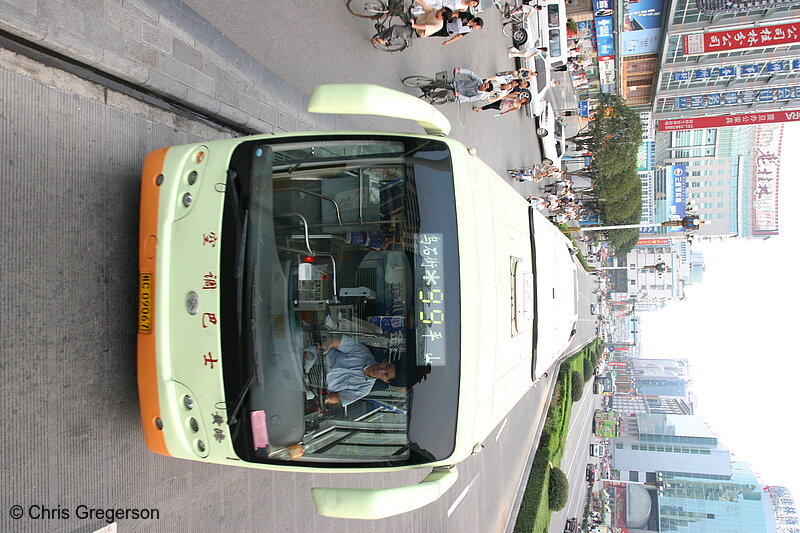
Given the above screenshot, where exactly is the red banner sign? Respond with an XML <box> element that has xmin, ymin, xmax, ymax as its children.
<box><xmin>636</xmin><ymin>238</ymin><xmax>671</xmax><ymax>246</ymax></box>
<box><xmin>683</xmin><ymin>23</ymin><xmax>800</xmax><ymax>55</ymax></box>
<box><xmin>658</xmin><ymin>110</ymin><xmax>800</xmax><ymax>131</ymax></box>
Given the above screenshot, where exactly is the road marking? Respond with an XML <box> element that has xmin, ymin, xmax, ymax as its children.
<box><xmin>92</xmin><ymin>524</ymin><xmax>117</xmax><ymax>533</ymax></box>
<box><xmin>495</xmin><ymin>417</ymin><xmax>508</xmax><ymax>442</ymax></box>
<box><xmin>447</xmin><ymin>474</ymin><xmax>479</xmax><ymax>517</ymax></box>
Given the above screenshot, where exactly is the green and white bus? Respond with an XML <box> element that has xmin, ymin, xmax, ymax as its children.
<box><xmin>137</xmin><ymin>84</ymin><xmax>578</xmax><ymax>519</ymax></box>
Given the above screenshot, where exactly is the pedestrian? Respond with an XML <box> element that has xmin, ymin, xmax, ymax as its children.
<box><xmin>372</xmin><ymin>0</ymin><xmax>453</xmax><ymax>45</ymax></box>
<box><xmin>508</xmin><ymin>46</ymin><xmax>547</xmax><ymax>59</ymax></box>
<box><xmin>433</xmin><ymin>12</ymin><xmax>484</xmax><ymax>45</ymax></box>
<box><xmin>472</xmin><ymin>92</ymin><xmax>530</xmax><ymax>116</ymax></box>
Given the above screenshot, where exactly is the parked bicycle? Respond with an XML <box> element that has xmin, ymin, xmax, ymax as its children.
<box><xmin>402</xmin><ymin>71</ymin><xmax>456</xmax><ymax>105</ymax></box>
<box><xmin>347</xmin><ymin>0</ymin><xmax>412</xmax><ymax>52</ymax></box>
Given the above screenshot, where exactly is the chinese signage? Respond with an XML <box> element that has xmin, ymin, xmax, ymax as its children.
<box><xmin>751</xmin><ymin>125</ymin><xmax>781</xmax><ymax>236</ymax></box>
<box><xmin>658</xmin><ymin>110</ymin><xmax>800</xmax><ymax>131</ymax></box>
<box><xmin>603</xmin><ymin>481</ymin><xmax>629</xmax><ymax>530</ymax></box>
<box><xmin>595</xmin><ymin>16</ymin><xmax>616</xmax><ymax>57</ymax></box>
<box><xmin>637</xmin><ymin>238</ymin><xmax>671</xmax><ymax>246</ymax></box>
<box><xmin>599</xmin><ymin>58</ymin><xmax>616</xmax><ymax>90</ymax></box>
<box><xmin>683</xmin><ymin>23</ymin><xmax>800</xmax><ymax>55</ymax></box>
<box><xmin>668</xmin><ymin>61</ymin><xmax>797</xmax><ymax>82</ymax></box>
<box><xmin>667</xmin><ymin>165</ymin><xmax>687</xmax><ymax>232</ymax></box>
<box><xmin>640</xmin><ymin>112</ymin><xmax>655</xmax><ymax>142</ymax></box>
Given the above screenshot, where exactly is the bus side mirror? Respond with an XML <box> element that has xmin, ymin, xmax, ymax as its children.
<box><xmin>311</xmin><ymin>466</ymin><xmax>458</xmax><ymax>519</ymax></box>
<box><xmin>307</xmin><ymin>84</ymin><xmax>452</xmax><ymax>137</ymax></box>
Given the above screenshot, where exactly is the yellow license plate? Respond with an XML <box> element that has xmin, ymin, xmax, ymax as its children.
<box><xmin>139</xmin><ymin>273</ymin><xmax>153</xmax><ymax>332</ymax></box>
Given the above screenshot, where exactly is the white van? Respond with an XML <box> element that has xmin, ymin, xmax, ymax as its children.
<box><xmin>517</xmin><ymin>0</ymin><xmax>569</xmax><ymax>69</ymax></box>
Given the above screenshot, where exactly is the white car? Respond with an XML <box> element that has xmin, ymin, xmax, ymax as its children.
<box><xmin>536</xmin><ymin>101</ymin><xmax>565</xmax><ymax>166</ymax></box>
<box><xmin>524</xmin><ymin>50</ymin><xmax>551</xmax><ymax>117</ymax></box>
<box><xmin>513</xmin><ymin>0</ymin><xmax>568</xmax><ymax>69</ymax></box>
<box><xmin>590</xmin><ymin>443</ymin><xmax>606</xmax><ymax>457</ymax></box>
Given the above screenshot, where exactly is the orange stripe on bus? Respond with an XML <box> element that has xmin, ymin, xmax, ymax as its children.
<box><xmin>137</xmin><ymin>147</ymin><xmax>171</xmax><ymax>457</ymax></box>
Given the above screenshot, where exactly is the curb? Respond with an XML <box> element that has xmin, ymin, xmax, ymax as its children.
<box><xmin>0</xmin><ymin>0</ymin><xmax>351</xmax><ymax>135</ymax></box>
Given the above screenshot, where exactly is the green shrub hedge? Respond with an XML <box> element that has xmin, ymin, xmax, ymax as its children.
<box><xmin>548</xmin><ymin>467</ymin><xmax>569</xmax><ymax>511</ymax></box>
<box><xmin>571</xmin><ymin>370</ymin><xmax>584</xmax><ymax>402</ymax></box>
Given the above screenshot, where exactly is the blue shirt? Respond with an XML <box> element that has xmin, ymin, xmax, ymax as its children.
<box><xmin>325</xmin><ymin>336</ymin><xmax>377</xmax><ymax>407</ymax></box>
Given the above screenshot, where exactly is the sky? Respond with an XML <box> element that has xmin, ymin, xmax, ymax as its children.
<box><xmin>638</xmin><ymin>123</ymin><xmax>799</xmax><ymax>497</ymax></box>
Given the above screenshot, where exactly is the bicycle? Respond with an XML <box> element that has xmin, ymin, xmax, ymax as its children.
<box><xmin>347</xmin><ymin>0</ymin><xmax>412</xmax><ymax>52</ymax></box>
<box><xmin>402</xmin><ymin>71</ymin><xmax>456</xmax><ymax>105</ymax></box>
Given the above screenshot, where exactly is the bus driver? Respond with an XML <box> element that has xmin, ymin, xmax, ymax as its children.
<box><xmin>310</xmin><ymin>335</ymin><xmax>397</xmax><ymax>406</ymax></box>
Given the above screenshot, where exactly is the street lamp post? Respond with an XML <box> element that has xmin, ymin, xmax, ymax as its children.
<box><xmin>569</xmin><ymin>201</ymin><xmax>703</xmax><ymax>241</ymax></box>
<box><xmin>571</xmin><ymin>214</ymin><xmax>703</xmax><ymax>233</ymax></box>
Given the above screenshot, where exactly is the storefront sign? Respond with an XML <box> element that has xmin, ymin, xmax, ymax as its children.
<box><xmin>741</xmin><ymin>64</ymin><xmax>759</xmax><ymax>75</ymax></box>
<box><xmin>768</xmin><ymin>61</ymin><xmax>786</xmax><ymax>72</ymax></box>
<box><xmin>683</xmin><ymin>23</ymin><xmax>800</xmax><ymax>55</ymax></box>
<box><xmin>599</xmin><ymin>58</ymin><xmax>616</xmax><ymax>85</ymax></box>
<box><xmin>751</xmin><ymin>124</ymin><xmax>781</xmax><ymax>236</ymax></box>
<box><xmin>595</xmin><ymin>16</ymin><xmax>616</xmax><ymax>56</ymax></box>
<box><xmin>593</xmin><ymin>0</ymin><xmax>613</xmax><ymax>16</ymax></box>
<box><xmin>724</xmin><ymin>91</ymin><xmax>739</xmax><ymax>105</ymax></box>
<box><xmin>719</xmin><ymin>65</ymin><xmax>736</xmax><ymax>77</ymax></box>
<box><xmin>667</xmin><ymin>165</ymin><xmax>687</xmax><ymax>231</ymax></box>
<box><xmin>658</xmin><ymin>110</ymin><xmax>800</xmax><ymax>131</ymax></box>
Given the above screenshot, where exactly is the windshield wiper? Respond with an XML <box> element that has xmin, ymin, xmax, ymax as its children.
<box><xmin>285</xmin><ymin>146</ymin><xmax>315</xmax><ymax>174</ymax></box>
<box><xmin>227</xmin><ymin>146</ymin><xmax>275</xmax><ymax>428</ymax></box>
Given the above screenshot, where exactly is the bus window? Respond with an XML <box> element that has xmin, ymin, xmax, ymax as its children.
<box><xmin>218</xmin><ymin>136</ymin><xmax>461</xmax><ymax>467</ymax></box>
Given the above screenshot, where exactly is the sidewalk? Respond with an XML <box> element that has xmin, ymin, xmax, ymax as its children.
<box><xmin>0</xmin><ymin>0</ymin><xmax>342</xmax><ymax>133</ymax></box>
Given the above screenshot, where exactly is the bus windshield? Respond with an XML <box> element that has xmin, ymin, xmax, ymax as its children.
<box><xmin>219</xmin><ymin>135</ymin><xmax>461</xmax><ymax>467</ymax></box>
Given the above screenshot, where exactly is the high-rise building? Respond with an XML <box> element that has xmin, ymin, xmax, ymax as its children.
<box><xmin>652</xmin><ymin>123</ymin><xmax>781</xmax><ymax>238</ymax></box>
<box><xmin>653</xmin><ymin>1</ymin><xmax>800</xmax><ymax>123</ymax></box>
<box><xmin>606</xmin><ymin>414</ymin><xmax>778</xmax><ymax>531</ymax></box>
<box><xmin>658</xmin><ymin>462</ymin><xmax>777</xmax><ymax>532</ymax></box>
<box><xmin>613</xmin><ymin>414</ymin><xmax>730</xmax><ymax>480</ymax></box>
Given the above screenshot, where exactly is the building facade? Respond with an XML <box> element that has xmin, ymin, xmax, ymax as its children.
<box><xmin>653</xmin><ymin>1</ymin><xmax>800</xmax><ymax>122</ymax></box>
<box><xmin>658</xmin><ymin>462</ymin><xmax>777</xmax><ymax>532</ymax></box>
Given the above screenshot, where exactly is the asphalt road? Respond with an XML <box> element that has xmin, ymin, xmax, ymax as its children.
<box><xmin>181</xmin><ymin>0</ymin><xmax>546</xmax><ymax>175</ymax></box>
<box><xmin>548</xmin><ymin>379</ymin><xmax>602</xmax><ymax>533</ymax></box>
<box><xmin>0</xmin><ymin>4</ymin><xmax>597</xmax><ymax>532</ymax></box>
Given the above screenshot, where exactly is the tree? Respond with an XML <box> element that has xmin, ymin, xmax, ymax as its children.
<box><xmin>548</xmin><ymin>467</ymin><xmax>569</xmax><ymax>511</ymax></box>
<box><xmin>569</xmin><ymin>94</ymin><xmax>644</xmax><ymax>256</ymax></box>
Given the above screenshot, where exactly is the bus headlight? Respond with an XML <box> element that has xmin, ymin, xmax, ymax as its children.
<box><xmin>168</xmin><ymin>382</ymin><xmax>210</xmax><ymax>458</ymax></box>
